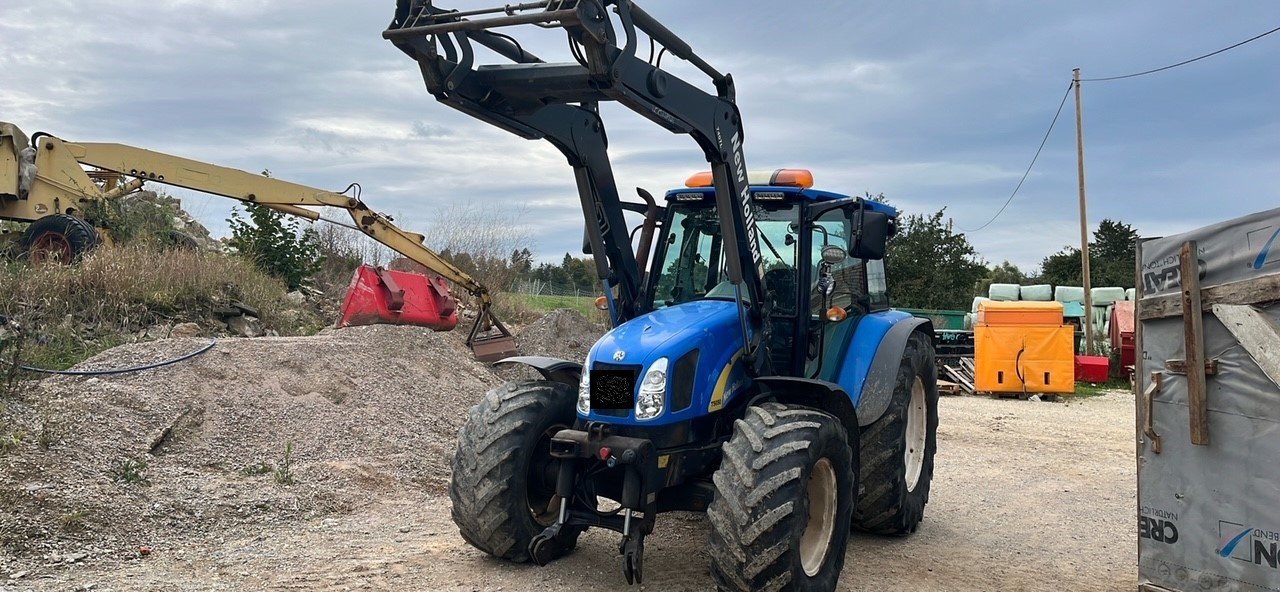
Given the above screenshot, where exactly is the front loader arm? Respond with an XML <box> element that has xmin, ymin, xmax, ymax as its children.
<box><xmin>385</xmin><ymin>0</ymin><xmax>771</xmax><ymax>372</ymax></box>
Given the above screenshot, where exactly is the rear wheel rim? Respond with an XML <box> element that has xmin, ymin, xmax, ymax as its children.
<box><xmin>30</xmin><ymin>231</ymin><xmax>73</xmax><ymax>264</ymax></box>
<box><xmin>527</xmin><ymin>423</ymin><xmax>568</xmax><ymax>527</ymax></box>
<box><xmin>800</xmin><ymin>457</ymin><xmax>837</xmax><ymax>577</ymax></box>
<box><xmin>905</xmin><ymin>376</ymin><xmax>927</xmax><ymax>492</ymax></box>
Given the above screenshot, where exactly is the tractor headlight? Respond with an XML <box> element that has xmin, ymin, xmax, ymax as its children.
<box><xmin>635</xmin><ymin>357</ymin><xmax>668</xmax><ymax>421</ymax></box>
<box><xmin>577</xmin><ymin>366</ymin><xmax>591</xmax><ymax>415</ymax></box>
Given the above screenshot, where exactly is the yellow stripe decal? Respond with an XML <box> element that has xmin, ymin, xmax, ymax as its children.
<box><xmin>708</xmin><ymin>349</ymin><xmax>745</xmax><ymax>412</ymax></box>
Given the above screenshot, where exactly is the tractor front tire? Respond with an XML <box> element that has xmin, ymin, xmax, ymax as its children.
<box><xmin>853</xmin><ymin>331</ymin><xmax>939</xmax><ymax>535</ymax></box>
<box><xmin>449</xmin><ymin>380</ymin><xmax>580</xmax><ymax>563</ymax></box>
<box><xmin>709</xmin><ymin>403</ymin><xmax>855</xmax><ymax>592</ymax></box>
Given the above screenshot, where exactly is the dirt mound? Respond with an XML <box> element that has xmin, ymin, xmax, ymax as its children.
<box><xmin>0</xmin><ymin>309</ymin><xmax>606</xmax><ymax>572</ymax></box>
<box><xmin>0</xmin><ymin>324</ymin><xmax>501</xmax><ymax>563</ymax></box>
<box><xmin>516</xmin><ymin>309</ymin><xmax>605</xmax><ymax>363</ymax></box>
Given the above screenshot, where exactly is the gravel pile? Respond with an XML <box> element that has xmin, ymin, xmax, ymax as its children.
<box><xmin>515</xmin><ymin>309</ymin><xmax>605</xmax><ymax>364</ymax></box>
<box><xmin>0</xmin><ymin>322</ymin><xmax>524</xmax><ymax>565</ymax></box>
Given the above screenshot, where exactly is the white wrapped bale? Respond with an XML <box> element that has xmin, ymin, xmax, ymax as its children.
<box><xmin>1020</xmin><ymin>284</ymin><xmax>1053</xmax><ymax>301</ymax></box>
<box><xmin>988</xmin><ymin>283</ymin><xmax>1020</xmax><ymax>301</ymax></box>
<box><xmin>1126</xmin><ymin>288</ymin><xmax>1136</xmax><ymax>301</ymax></box>
<box><xmin>1055</xmin><ymin>286</ymin><xmax>1085</xmax><ymax>302</ymax></box>
<box><xmin>971</xmin><ymin>296</ymin><xmax>989</xmax><ymax>313</ymax></box>
<box><xmin>1091</xmin><ymin>287</ymin><xmax>1127</xmax><ymax>306</ymax></box>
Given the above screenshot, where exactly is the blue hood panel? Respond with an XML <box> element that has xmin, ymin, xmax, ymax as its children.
<box><xmin>583</xmin><ymin>300</ymin><xmax>747</xmax><ymax>425</ymax></box>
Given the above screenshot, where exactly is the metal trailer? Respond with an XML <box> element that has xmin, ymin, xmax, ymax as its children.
<box><xmin>1136</xmin><ymin>207</ymin><xmax>1280</xmax><ymax>591</ymax></box>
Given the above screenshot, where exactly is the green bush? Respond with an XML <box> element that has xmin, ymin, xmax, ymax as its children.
<box><xmin>227</xmin><ymin>204</ymin><xmax>323</xmax><ymax>291</ymax></box>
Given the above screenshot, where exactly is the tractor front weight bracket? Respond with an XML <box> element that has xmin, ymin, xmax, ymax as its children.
<box><xmin>530</xmin><ymin>424</ymin><xmax>658</xmax><ymax>583</ymax></box>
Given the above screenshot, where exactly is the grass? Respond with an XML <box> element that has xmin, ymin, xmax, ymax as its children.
<box><xmin>0</xmin><ymin>244</ymin><xmax>324</xmax><ymax>371</ymax></box>
<box><xmin>501</xmin><ymin>292</ymin><xmax>606</xmax><ymax>323</ymax></box>
<box><xmin>59</xmin><ymin>509</ymin><xmax>90</xmax><ymax>533</ymax></box>
<box><xmin>108</xmin><ymin>457</ymin><xmax>150</xmax><ymax>486</ymax></box>
<box><xmin>239</xmin><ymin>461</ymin><xmax>273</xmax><ymax>477</ymax></box>
<box><xmin>273</xmin><ymin>441</ymin><xmax>296</xmax><ymax>486</ymax></box>
<box><xmin>1075</xmin><ymin>378</ymin><xmax>1132</xmax><ymax>397</ymax></box>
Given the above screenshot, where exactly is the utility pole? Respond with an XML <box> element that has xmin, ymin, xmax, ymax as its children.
<box><xmin>1074</xmin><ymin>68</ymin><xmax>1094</xmax><ymax>355</ymax></box>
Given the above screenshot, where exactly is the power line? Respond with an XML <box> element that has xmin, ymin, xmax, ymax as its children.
<box><xmin>962</xmin><ymin>82</ymin><xmax>1073</xmax><ymax>233</ymax></box>
<box><xmin>1081</xmin><ymin>24</ymin><xmax>1280</xmax><ymax>82</ymax></box>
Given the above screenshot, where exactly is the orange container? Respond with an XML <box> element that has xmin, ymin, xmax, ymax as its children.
<box><xmin>976</xmin><ymin>301</ymin><xmax>1065</xmax><ymax>326</ymax></box>
<box><xmin>974</xmin><ymin>300</ymin><xmax>1075</xmax><ymax>394</ymax></box>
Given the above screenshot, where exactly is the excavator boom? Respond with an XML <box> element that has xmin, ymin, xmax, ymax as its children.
<box><xmin>1</xmin><ymin>122</ymin><xmax>515</xmax><ymax>360</ymax></box>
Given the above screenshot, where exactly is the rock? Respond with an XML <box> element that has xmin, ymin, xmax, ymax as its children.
<box><xmin>284</xmin><ymin>291</ymin><xmax>306</xmax><ymax>306</ymax></box>
<box><xmin>226</xmin><ymin>316</ymin><xmax>267</xmax><ymax>338</ymax></box>
<box><xmin>230</xmin><ymin>301</ymin><xmax>261</xmax><ymax>318</ymax></box>
<box><xmin>171</xmin><ymin>323</ymin><xmax>202</xmax><ymax>338</ymax></box>
<box><xmin>1029</xmin><ymin>395</ymin><xmax>1042</xmax><ymax>402</ymax></box>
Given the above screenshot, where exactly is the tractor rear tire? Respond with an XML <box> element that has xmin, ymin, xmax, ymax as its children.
<box><xmin>21</xmin><ymin>214</ymin><xmax>100</xmax><ymax>264</ymax></box>
<box><xmin>853</xmin><ymin>331</ymin><xmax>939</xmax><ymax>535</ymax></box>
<box><xmin>449</xmin><ymin>380</ymin><xmax>581</xmax><ymax>563</ymax></box>
<box><xmin>708</xmin><ymin>403</ymin><xmax>855</xmax><ymax>592</ymax></box>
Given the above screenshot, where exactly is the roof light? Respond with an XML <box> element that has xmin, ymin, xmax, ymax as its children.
<box><xmin>683</xmin><ymin>169</ymin><xmax>815</xmax><ymax>189</ymax></box>
<box><xmin>684</xmin><ymin>171</ymin><xmax>714</xmax><ymax>188</ymax></box>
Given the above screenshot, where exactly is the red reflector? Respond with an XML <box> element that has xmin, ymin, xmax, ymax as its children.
<box><xmin>598</xmin><ymin>447</ymin><xmax>612</xmax><ymax>461</ymax></box>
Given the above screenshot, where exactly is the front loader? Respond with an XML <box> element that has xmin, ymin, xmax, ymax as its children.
<box><xmin>386</xmin><ymin>2</ymin><xmax>939</xmax><ymax>589</ymax></box>
<box><xmin>0</xmin><ymin>121</ymin><xmax>515</xmax><ymax>360</ymax></box>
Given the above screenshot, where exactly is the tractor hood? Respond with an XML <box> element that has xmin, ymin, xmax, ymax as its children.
<box><xmin>590</xmin><ymin>299</ymin><xmax>741</xmax><ymax>369</ymax></box>
<box><xmin>583</xmin><ymin>299</ymin><xmax>749</xmax><ymax>426</ymax></box>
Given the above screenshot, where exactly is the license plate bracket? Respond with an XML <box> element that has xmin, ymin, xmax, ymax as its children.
<box><xmin>590</xmin><ymin>369</ymin><xmax>636</xmax><ymax>410</ymax></box>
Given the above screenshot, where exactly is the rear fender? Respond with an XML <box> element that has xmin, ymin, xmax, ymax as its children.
<box><xmin>753</xmin><ymin>377</ymin><xmax>859</xmax><ymax>441</ymax></box>
<box><xmin>493</xmin><ymin>356</ymin><xmax>582</xmax><ymax>387</ymax></box>
<box><xmin>854</xmin><ymin>317</ymin><xmax>933</xmax><ymax>426</ymax></box>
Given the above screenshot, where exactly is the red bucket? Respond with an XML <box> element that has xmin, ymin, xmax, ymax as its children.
<box><xmin>338</xmin><ymin>265</ymin><xmax>458</xmax><ymax>331</ymax></box>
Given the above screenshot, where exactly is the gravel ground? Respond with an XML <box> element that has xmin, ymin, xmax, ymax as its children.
<box><xmin>2</xmin><ymin>378</ymin><xmax>1137</xmax><ymax>591</ymax></box>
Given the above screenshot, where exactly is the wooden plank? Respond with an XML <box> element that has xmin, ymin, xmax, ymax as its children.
<box><xmin>943</xmin><ymin>365</ymin><xmax>975</xmax><ymax>394</ymax></box>
<box><xmin>1138</xmin><ymin>273</ymin><xmax>1280</xmax><ymax>320</ymax></box>
<box><xmin>1165</xmin><ymin>358</ymin><xmax>1219</xmax><ymax>376</ymax></box>
<box><xmin>1181</xmin><ymin>241</ymin><xmax>1209</xmax><ymax>446</ymax></box>
<box><xmin>1213</xmin><ymin>303</ymin><xmax>1280</xmax><ymax>388</ymax></box>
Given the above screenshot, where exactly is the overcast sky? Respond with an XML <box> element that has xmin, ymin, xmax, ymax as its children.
<box><xmin>3</xmin><ymin>1</ymin><xmax>1277</xmax><ymax>271</ymax></box>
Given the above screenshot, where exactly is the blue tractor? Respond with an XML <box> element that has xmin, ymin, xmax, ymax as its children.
<box><xmin>386</xmin><ymin>2</ymin><xmax>939</xmax><ymax>589</ymax></box>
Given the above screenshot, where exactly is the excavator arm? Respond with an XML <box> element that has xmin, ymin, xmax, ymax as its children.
<box><xmin>385</xmin><ymin>0</ymin><xmax>772</xmax><ymax>373</ymax></box>
<box><xmin>5</xmin><ymin>125</ymin><xmax>513</xmax><ymax>358</ymax></box>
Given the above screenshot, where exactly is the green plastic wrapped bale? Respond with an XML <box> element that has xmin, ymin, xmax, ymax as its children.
<box><xmin>1020</xmin><ymin>284</ymin><xmax>1053</xmax><ymax>301</ymax></box>
<box><xmin>988</xmin><ymin>283</ymin><xmax>1020</xmax><ymax>301</ymax></box>
<box><xmin>1055</xmin><ymin>286</ymin><xmax>1085</xmax><ymax>302</ymax></box>
<box><xmin>971</xmin><ymin>296</ymin><xmax>989</xmax><ymax>313</ymax></box>
<box><xmin>1126</xmin><ymin>288</ymin><xmax>1136</xmax><ymax>301</ymax></box>
<box><xmin>1091</xmin><ymin>287</ymin><xmax>1127</xmax><ymax>306</ymax></box>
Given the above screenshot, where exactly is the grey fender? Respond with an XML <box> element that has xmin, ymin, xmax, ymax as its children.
<box><xmin>493</xmin><ymin>356</ymin><xmax>582</xmax><ymax>387</ymax></box>
<box><xmin>754</xmin><ymin>376</ymin><xmax>860</xmax><ymax>442</ymax></box>
<box><xmin>856</xmin><ymin>318</ymin><xmax>933</xmax><ymax>426</ymax></box>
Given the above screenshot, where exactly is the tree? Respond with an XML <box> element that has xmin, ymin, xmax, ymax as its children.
<box><xmin>987</xmin><ymin>261</ymin><xmax>1029</xmax><ymax>285</ymax></box>
<box><xmin>227</xmin><ymin>204</ymin><xmax>323</xmax><ymax>290</ymax></box>
<box><xmin>885</xmin><ymin>207</ymin><xmax>988</xmax><ymax>310</ymax></box>
<box><xmin>1037</xmin><ymin>219</ymin><xmax>1139</xmax><ymax>288</ymax></box>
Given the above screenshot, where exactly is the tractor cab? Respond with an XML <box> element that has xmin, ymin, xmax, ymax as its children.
<box><xmin>648</xmin><ymin>169</ymin><xmax>897</xmax><ymax>380</ymax></box>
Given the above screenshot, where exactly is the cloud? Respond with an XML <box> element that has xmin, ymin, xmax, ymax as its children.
<box><xmin>1</xmin><ymin>0</ymin><xmax>1277</xmax><ymax>274</ymax></box>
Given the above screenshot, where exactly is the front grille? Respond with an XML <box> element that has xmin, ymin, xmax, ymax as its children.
<box><xmin>590</xmin><ymin>362</ymin><xmax>640</xmax><ymax>417</ymax></box>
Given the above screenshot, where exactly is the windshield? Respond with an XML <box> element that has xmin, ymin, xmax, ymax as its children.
<box><xmin>652</xmin><ymin>204</ymin><xmax>799</xmax><ymax>308</ymax></box>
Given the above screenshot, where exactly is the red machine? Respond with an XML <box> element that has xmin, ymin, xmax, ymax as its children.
<box><xmin>1074</xmin><ymin>355</ymin><xmax>1111</xmax><ymax>383</ymax></box>
<box><xmin>339</xmin><ymin>264</ymin><xmax>458</xmax><ymax>331</ymax></box>
<box><xmin>1110</xmin><ymin>300</ymin><xmax>1136</xmax><ymax>369</ymax></box>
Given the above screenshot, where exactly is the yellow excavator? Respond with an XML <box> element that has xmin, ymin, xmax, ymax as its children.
<box><xmin>0</xmin><ymin>121</ymin><xmax>515</xmax><ymax>360</ymax></box>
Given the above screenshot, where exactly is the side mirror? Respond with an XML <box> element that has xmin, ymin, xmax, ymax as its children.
<box><xmin>851</xmin><ymin>210</ymin><xmax>890</xmax><ymax>260</ymax></box>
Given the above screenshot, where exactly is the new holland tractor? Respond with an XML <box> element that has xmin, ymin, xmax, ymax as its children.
<box><xmin>386</xmin><ymin>1</ymin><xmax>939</xmax><ymax>589</ymax></box>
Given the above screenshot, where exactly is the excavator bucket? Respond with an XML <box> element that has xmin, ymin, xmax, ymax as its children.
<box><xmin>467</xmin><ymin>308</ymin><xmax>518</xmax><ymax>363</ymax></box>
<box><xmin>338</xmin><ymin>264</ymin><xmax>459</xmax><ymax>332</ymax></box>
